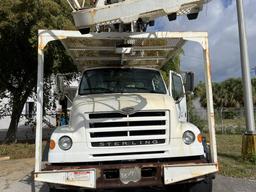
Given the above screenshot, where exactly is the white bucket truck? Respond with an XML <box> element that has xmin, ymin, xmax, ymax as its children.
<box><xmin>34</xmin><ymin>30</ymin><xmax>218</xmax><ymax>191</ymax></box>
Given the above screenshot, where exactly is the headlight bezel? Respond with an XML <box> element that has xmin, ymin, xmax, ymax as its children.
<box><xmin>182</xmin><ymin>130</ymin><xmax>196</xmax><ymax>145</ymax></box>
<box><xmin>58</xmin><ymin>136</ymin><xmax>73</xmax><ymax>151</ymax></box>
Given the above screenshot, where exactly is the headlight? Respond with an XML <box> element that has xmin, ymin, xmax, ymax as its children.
<box><xmin>58</xmin><ymin>136</ymin><xmax>72</xmax><ymax>150</ymax></box>
<box><xmin>183</xmin><ymin>131</ymin><xmax>195</xmax><ymax>145</ymax></box>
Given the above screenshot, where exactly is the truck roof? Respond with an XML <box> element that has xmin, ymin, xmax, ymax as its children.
<box><xmin>39</xmin><ymin>30</ymin><xmax>208</xmax><ymax>72</ymax></box>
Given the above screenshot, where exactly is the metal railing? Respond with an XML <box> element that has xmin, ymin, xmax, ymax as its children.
<box><xmin>66</xmin><ymin>0</ymin><xmax>126</xmax><ymax>10</ymax></box>
<box><xmin>191</xmin><ymin>107</ymin><xmax>256</xmax><ymax>134</ymax></box>
<box><xmin>66</xmin><ymin>0</ymin><xmax>97</xmax><ymax>10</ymax></box>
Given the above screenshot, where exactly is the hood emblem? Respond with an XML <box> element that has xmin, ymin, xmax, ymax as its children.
<box><xmin>120</xmin><ymin>107</ymin><xmax>136</xmax><ymax>115</ymax></box>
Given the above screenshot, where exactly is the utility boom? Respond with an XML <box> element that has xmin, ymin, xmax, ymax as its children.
<box><xmin>66</xmin><ymin>0</ymin><xmax>210</xmax><ymax>33</ymax></box>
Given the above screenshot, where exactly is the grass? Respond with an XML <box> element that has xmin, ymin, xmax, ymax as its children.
<box><xmin>0</xmin><ymin>135</ymin><xmax>255</xmax><ymax>180</ymax></box>
<box><xmin>0</xmin><ymin>143</ymin><xmax>36</xmax><ymax>159</ymax></box>
<box><xmin>216</xmin><ymin>134</ymin><xmax>256</xmax><ymax>180</ymax></box>
<box><xmin>0</xmin><ymin>142</ymin><xmax>47</xmax><ymax>160</ymax></box>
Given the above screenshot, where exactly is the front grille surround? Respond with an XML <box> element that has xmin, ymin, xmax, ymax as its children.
<box><xmin>85</xmin><ymin>110</ymin><xmax>169</xmax><ymax>157</ymax></box>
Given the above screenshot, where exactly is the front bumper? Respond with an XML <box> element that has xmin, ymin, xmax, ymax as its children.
<box><xmin>34</xmin><ymin>159</ymin><xmax>218</xmax><ymax>189</ymax></box>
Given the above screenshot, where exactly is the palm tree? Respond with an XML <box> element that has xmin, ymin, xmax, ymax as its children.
<box><xmin>196</xmin><ymin>78</ymin><xmax>245</xmax><ymax>109</ymax></box>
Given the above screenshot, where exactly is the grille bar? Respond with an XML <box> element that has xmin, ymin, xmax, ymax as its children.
<box><xmin>90</xmin><ymin>120</ymin><xmax>166</xmax><ymax>128</ymax></box>
<box><xmin>90</xmin><ymin>131</ymin><xmax>127</xmax><ymax>138</ymax></box>
<box><xmin>130</xmin><ymin>130</ymin><xmax>165</xmax><ymax>136</ymax></box>
<box><xmin>89</xmin><ymin>135</ymin><xmax>166</xmax><ymax>142</ymax></box>
<box><xmin>89</xmin><ymin>111</ymin><xmax>165</xmax><ymax>119</ymax></box>
<box><xmin>89</xmin><ymin>116</ymin><xmax>167</xmax><ymax>123</ymax></box>
<box><xmin>86</xmin><ymin>110</ymin><xmax>169</xmax><ymax>150</ymax></box>
<box><xmin>89</xmin><ymin>113</ymin><xmax>126</xmax><ymax>119</ymax></box>
<box><xmin>93</xmin><ymin>151</ymin><xmax>165</xmax><ymax>157</ymax></box>
<box><xmin>130</xmin><ymin>112</ymin><xmax>165</xmax><ymax>117</ymax></box>
<box><xmin>90</xmin><ymin>130</ymin><xmax>165</xmax><ymax>138</ymax></box>
<box><xmin>88</xmin><ymin>125</ymin><xmax>167</xmax><ymax>133</ymax></box>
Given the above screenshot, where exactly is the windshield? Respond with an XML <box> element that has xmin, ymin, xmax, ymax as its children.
<box><xmin>79</xmin><ymin>68</ymin><xmax>167</xmax><ymax>95</ymax></box>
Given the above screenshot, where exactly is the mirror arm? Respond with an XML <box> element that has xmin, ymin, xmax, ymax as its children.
<box><xmin>175</xmin><ymin>94</ymin><xmax>185</xmax><ymax>104</ymax></box>
<box><xmin>65</xmin><ymin>95</ymin><xmax>73</xmax><ymax>104</ymax></box>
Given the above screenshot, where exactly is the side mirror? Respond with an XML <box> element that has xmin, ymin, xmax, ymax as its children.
<box><xmin>169</xmin><ymin>71</ymin><xmax>185</xmax><ymax>102</ymax></box>
<box><xmin>182</xmin><ymin>72</ymin><xmax>194</xmax><ymax>93</ymax></box>
<box><xmin>55</xmin><ymin>73</ymin><xmax>80</xmax><ymax>107</ymax></box>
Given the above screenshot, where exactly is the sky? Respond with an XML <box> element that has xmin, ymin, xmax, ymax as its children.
<box><xmin>150</xmin><ymin>0</ymin><xmax>256</xmax><ymax>82</ymax></box>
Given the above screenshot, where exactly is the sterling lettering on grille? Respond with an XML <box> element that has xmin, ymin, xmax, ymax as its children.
<box><xmin>92</xmin><ymin>139</ymin><xmax>165</xmax><ymax>147</ymax></box>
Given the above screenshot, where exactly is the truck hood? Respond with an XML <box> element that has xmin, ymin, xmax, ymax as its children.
<box><xmin>72</xmin><ymin>93</ymin><xmax>173</xmax><ymax>113</ymax></box>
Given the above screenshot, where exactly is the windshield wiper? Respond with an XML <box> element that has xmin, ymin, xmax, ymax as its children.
<box><xmin>131</xmin><ymin>87</ymin><xmax>150</xmax><ymax>91</ymax></box>
<box><xmin>123</xmin><ymin>87</ymin><xmax>165</xmax><ymax>94</ymax></box>
<box><xmin>134</xmin><ymin>87</ymin><xmax>164</xmax><ymax>94</ymax></box>
<box><xmin>82</xmin><ymin>87</ymin><xmax>113</xmax><ymax>93</ymax></box>
<box><xmin>150</xmin><ymin>90</ymin><xmax>165</xmax><ymax>94</ymax></box>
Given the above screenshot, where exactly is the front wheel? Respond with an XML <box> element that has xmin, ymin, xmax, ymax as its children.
<box><xmin>49</xmin><ymin>188</ymin><xmax>62</xmax><ymax>192</ymax></box>
<box><xmin>187</xmin><ymin>177</ymin><xmax>213</xmax><ymax>192</ymax></box>
<box><xmin>49</xmin><ymin>187</ymin><xmax>78</xmax><ymax>192</ymax></box>
<box><xmin>165</xmin><ymin>177</ymin><xmax>213</xmax><ymax>192</ymax></box>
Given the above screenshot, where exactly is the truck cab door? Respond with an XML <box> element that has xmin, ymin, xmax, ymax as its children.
<box><xmin>169</xmin><ymin>71</ymin><xmax>187</xmax><ymax>122</ymax></box>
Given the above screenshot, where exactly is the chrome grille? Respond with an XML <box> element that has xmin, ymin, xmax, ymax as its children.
<box><xmin>86</xmin><ymin>111</ymin><xmax>169</xmax><ymax>148</ymax></box>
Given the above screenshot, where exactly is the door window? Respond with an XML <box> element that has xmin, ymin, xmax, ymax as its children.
<box><xmin>172</xmin><ymin>73</ymin><xmax>184</xmax><ymax>101</ymax></box>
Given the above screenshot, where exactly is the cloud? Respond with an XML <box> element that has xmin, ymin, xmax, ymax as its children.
<box><xmin>149</xmin><ymin>0</ymin><xmax>256</xmax><ymax>82</ymax></box>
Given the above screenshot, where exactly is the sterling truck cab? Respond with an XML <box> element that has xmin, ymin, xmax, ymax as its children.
<box><xmin>34</xmin><ymin>30</ymin><xmax>218</xmax><ymax>191</ymax></box>
<box><xmin>49</xmin><ymin>67</ymin><xmax>204</xmax><ymax>164</ymax></box>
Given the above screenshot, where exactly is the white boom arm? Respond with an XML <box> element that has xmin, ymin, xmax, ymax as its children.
<box><xmin>66</xmin><ymin>0</ymin><xmax>211</xmax><ymax>33</ymax></box>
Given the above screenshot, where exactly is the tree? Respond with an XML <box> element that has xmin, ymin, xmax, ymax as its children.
<box><xmin>194</xmin><ymin>78</ymin><xmax>252</xmax><ymax>109</ymax></box>
<box><xmin>0</xmin><ymin>0</ymin><xmax>76</xmax><ymax>143</ymax></box>
<box><xmin>161</xmin><ymin>54</ymin><xmax>182</xmax><ymax>83</ymax></box>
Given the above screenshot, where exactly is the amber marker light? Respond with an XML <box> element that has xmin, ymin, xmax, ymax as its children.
<box><xmin>197</xmin><ymin>134</ymin><xmax>203</xmax><ymax>143</ymax></box>
<box><xmin>49</xmin><ymin>139</ymin><xmax>56</xmax><ymax>150</ymax></box>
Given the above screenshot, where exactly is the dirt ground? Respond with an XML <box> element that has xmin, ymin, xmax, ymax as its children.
<box><xmin>0</xmin><ymin>158</ymin><xmax>47</xmax><ymax>192</ymax></box>
<box><xmin>0</xmin><ymin>158</ymin><xmax>256</xmax><ymax>192</ymax></box>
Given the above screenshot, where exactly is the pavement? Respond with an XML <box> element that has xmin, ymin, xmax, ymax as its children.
<box><xmin>0</xmin><ymin>158</ymin><xmax>256</xmax><ymax>192</ymax></box>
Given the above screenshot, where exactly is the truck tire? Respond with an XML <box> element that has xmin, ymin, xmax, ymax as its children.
<box><xmin>202</xmin><ymin>138</ymin><xmax>212</xmax><ymax>163</ymax></box>
<box><xmin>49</xmin><ymin>187</ymin><xmax>78</xmax><ymax>192</ymax></box>
<box><xmin>165</xmin><ymin>184</ymin><xmax>186</xmax><ymax>191</ymax></box>
<box><xmin>166</xmin><ymin>177</ymin><xmax>213</xmax><ymax>192</ymax></box>
<box><xmin>42</xmin><ymin>142</ymin><xmax>49</xmax><ymax>161</ymax></box>
<box><xmin>187</xmin><ymin>177</ymin><xmax>213</xmax><ymax>192</ymax></box>
<box><xmin>48</xmin><ymin>187</ymin><xmax>63</xmax><ymax>192</ymax></box>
